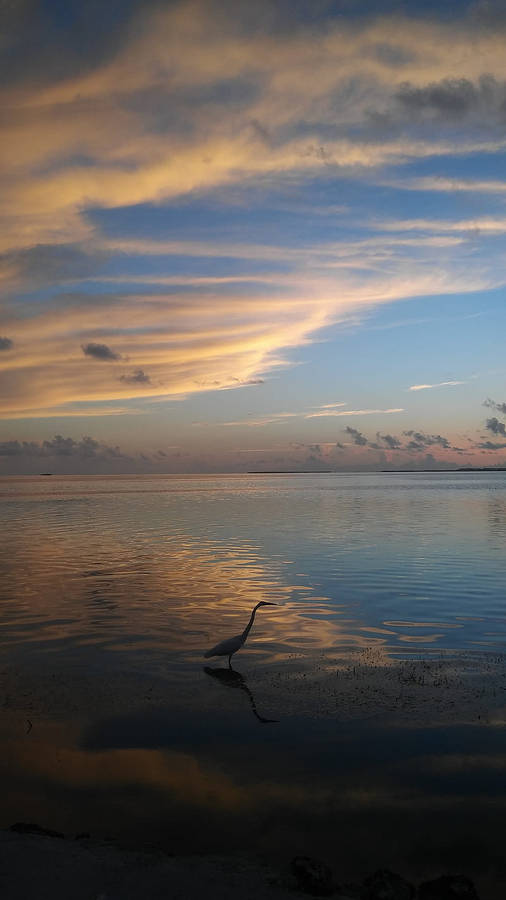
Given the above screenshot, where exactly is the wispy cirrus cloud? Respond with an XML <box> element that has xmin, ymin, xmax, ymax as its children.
<box><xmin>2</xmin><ymin>0</ymin><xmax>506</xmax><ymax>427</ymax></box>
<box><xmin>221</xmin><ymin>413</ymin><xmax>300</xmax><ymax>427</ymax></box>
<box><xmin>382</xmin><ymin>176</ymin><xmax>506</xmax><ymax>195</ymax></box>
<box><xmin>217</xmin><ymin>407</ymin><xmax>404</xmax><ymax>427</ymax></box>
<box><xmin>1</xmin><ymin>259</ymin><xmax>490</xmax><ymax>418</ymax></box>
<box><xmin>306</xmin><ymin>407</ymin><xmax>404</xmax><ymax>418</ymax></box>
<box><xmin>380</xmin><ymin>217</ymin><xmax>506</xmax><ymax>235</ymax></box>
<box><xmin>408</xmin><ymin>380</ymin><xmax>466</xmax><ymax>391</ymax></box>
<box><xmin>313</xmin><ymin>402</ymin><xmax>347</xmax><ymax>410</ymax></box>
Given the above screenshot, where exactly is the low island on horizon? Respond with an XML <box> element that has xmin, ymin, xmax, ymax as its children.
<box><xmin>246</xmin><ymin>467</ymin><xmax>506</xmax><ymax>474</ymax></box>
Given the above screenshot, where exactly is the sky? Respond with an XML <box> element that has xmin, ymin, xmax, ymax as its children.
<box><xmin>1</xmin><ymin>0</ymin><xmax>506</xmax><ymax>474</ymax></box>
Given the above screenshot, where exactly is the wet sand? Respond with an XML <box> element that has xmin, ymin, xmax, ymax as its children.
<box><xmin>2</xmin><ymin>650</ymin><xmax>506</xmax><ymax>899</ymax></box>
<box><xmin>2</xmin><ymin>647</ymin><xmax>506</xmax><ymax>727</ymax></box>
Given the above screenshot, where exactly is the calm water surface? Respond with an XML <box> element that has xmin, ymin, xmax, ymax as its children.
<box><xmin>1</xmin><ymin>473</ymin><xmax>506</xmax><ymax>885</ymax></box>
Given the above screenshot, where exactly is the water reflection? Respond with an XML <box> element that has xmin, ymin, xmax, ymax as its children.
<box><xmin>2</xmin><ymin>473</ymin><xmax>506</xmax><ymax>888</ymax></box>
<box><xmin>3</xmin><ymin>696</ymin><xmax>506</xmax><ymax>885</ymax></box>
<box><xmin>2</xmin><ymin>473</ymin><xmax>506</xmax><ymax>662</ymax></box>
<box><xmin>203</xmin><ymin>665</ymin><xmax>279</xmax><ymax>724</ymax></box>
<box><xmin>0</xmin><ymin>494</ymin><xmax>350</xmax><ymax>667</ymax></box>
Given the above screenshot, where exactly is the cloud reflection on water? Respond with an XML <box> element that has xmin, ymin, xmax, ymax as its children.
<box><xmin>0</xmin><ymin>500</ymin><xmax>359</xmax><ymax>665</ymax></box>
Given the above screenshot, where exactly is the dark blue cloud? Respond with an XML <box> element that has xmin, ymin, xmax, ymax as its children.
<box><xmin>485</xmin><ymin>417</ymin><xmax>506</xmax><ymax>436</ymax></box>
<box><xmin>82</xmin><ymin>342</ymin><xmax>121</xmax><ymax>361</ymax></box>
<box><xmin>345</xmin><ymin>426</ymin><xmax>368</xmax><ymax>446</ymax></box>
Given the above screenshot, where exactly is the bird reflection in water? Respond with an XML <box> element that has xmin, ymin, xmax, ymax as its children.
<box><xmin>204</xmin><ymin>665</ymin><xmax>279</xmax><ymax>724</ymax></box>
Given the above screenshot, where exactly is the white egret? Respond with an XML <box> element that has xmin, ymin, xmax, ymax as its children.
<box><xmin>204</xmin><ymin>601</ymin><xmax>277</xmax><ymax>667</ymax></box>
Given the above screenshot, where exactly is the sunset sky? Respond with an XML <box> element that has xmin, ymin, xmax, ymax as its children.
<box><xmin>1</xmin><ymin>0</ymin><xmax>506</xmax><ymax>473</ymax></box>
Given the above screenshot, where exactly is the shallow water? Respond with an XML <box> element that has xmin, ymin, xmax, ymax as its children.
<box><xmin>1</xmin><ymin>472</ymin><xmax>506</xmax><ymax>887</ymax></box>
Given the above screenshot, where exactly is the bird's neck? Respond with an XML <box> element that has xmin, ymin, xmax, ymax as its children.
<box><xmin>241</xmin><ymin>603</ymin><xmax>261</xmax><ymax>642</ymax></box>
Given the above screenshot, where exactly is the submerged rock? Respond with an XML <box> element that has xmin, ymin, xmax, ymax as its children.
<box><xmin>291</xmin><ymin>856</ymin><xmax>334</xmax><ymax>896</ymax></box>
<box><xmin>417</xmin><ymin>874</ymin><xmax>479</xmax><ymax>899</ymax></box>
<box><xmin>362</xmin><ymin>869</ymin><xmax>415</xmax><ymax>900</ymax></box>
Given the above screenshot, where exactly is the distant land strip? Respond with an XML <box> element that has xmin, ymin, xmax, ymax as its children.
<box><xmin>246</xmin><ymin>468</ymin><xmax>506</xmax><ymax>474</ymax></box>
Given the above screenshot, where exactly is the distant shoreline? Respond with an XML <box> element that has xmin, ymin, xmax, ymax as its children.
<box><xmin>1</xmin><ymin>468</ymin><xmax>506</xmax><ymax>479</ymax></box>
<box><xmin>246</xmin><ymin>468</ymin><xmax>506</xmax><ymax>474</ymax></box>
<box><xmin>383</xmin><ymin>467</ymin><xmax>506</xmax><ymax>473</ymax></box>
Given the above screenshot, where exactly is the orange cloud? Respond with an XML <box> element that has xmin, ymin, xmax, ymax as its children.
<box><xmin>2</xmin><ymin>3</ymin><xmax>506</xmax><ymax>417</ymax></box>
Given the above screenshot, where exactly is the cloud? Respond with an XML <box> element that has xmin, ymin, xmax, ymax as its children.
<box><xmin>403</xmin><ymin>430</ymin><xmax>451</xmax><ymax>450</ymax></box>
<box><xmin>306</xmin><ymin>408</ymin><xmax>404</xmax><ymax>418</ymax></box>
<box><xmin>484</xmin><ymin>398</ymin><xmax>506</xmax><ymax>416</ymax></box>
<box><xmin>0</xmin><ymin>242</ymin><xmax>108</xmax><ymax>290</ymax></box>
<box><xmin>82</xmin><ymin>342</ymin><xmax>121</xmax><ymax>361</ymax></box>
<box><xmin>0</xmin><ymin>257</ymin><xmax>494</xmax><ymax>418</ymax></box>
<box><xmin>101</xmin><ymin>235</ymin><xmax>465</xmax><ymax>263</ymax></box>
<box><xmin>339</xmin><ymin>426</ymin><xmax>462</xmax><ymax>456</ymax></box>
<box><xmin>343</xmin><ymin>429</ymin><xmax>405</xmax><ymax>451</ymax></box>
<box><xmin>0</xmin><ymin>337</ymin><xmax>13</xmax><ymax>351</ymax></box>
<box><xmin>377</xmin><ymin>432</ymin><xmax>402</xmax><ymax>449</ymax></box>
<box><xmin>345</xmin><ymin>426</ymin><xmax>368</xmax><ymax>446</ymax></box>
<box><xmin>5</xmin><ymin>254</ymin><xmax>486</xmax><ymax>418</ymax></box>
<box><xmin>394</xmin><ymin>75</ymin><xmax>506</xmax><ymax>122</ymax></box>
<box><xmin>477</xmin><ymin>440</ymin><xmax>506</xmax><ymax>450</ymax></box>
<box><xmin>3</xmin><ymin>3</ymin><xmax>506</xmax><ymax>420</ymax></box>
<box><xmin>4</xmin><ymin>3</ymin><xmax>506</xmax><ymax>259</ymax></box>
<box><xmin>120</xmin><ymin>369</ymin><xmax>151</xmax><ymax>385</ymax></box>
<box><xmin>315</xmin><ymin>402</ymin><xmax>347</xmax><ymax>410</ymax></box>
<box><xmin>380</xmin><ymin>217</ymin><xmax>506</xmax><ymax>235</ymax></box>
<box><xmin>408</xmin><ymin>380</ymin><xmax>466</xmax><ymax>391</ymax></box>
<box><xmin>0</xmin><ymin>440</ymin><xmax>43</xmax><ymax>457</ymax></box>
<box><xmin>485</xmin><ymin>417</ymin><xmax>506</xmax><ymax>436</ymax></box>
<box><xmin>382</xmin><ymin>175</ymin><xmax>506</xmax><ymax>195</ymax></box>
<box><xmin>0</xmin><ymin>434</ymin><xmax>124</xmax><ymax>459</ymax></box>
<box><xmin>222</xmin><ymin>412</ymin><xmax>299</xmax><ymax>427</ymax></box>
<box><xmin>218</xmin><ymin>406</ymin><xmax>404</xmax><ymax>428</ymax></box>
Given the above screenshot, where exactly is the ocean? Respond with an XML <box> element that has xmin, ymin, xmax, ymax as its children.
<box><xmin>1</xmin><ymin>472</ymin><xmax>505</xmax><ymax>884</ymax></box>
